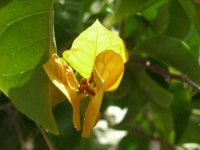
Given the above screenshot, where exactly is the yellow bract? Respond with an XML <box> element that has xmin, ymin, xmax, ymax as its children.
<box><xmin>44</xmin><ymin>20</ymin><xmax>129</xmax><ymax>138</ymax></box>
<box><xmin>95</xmin><ymin>50</ymin><xmax>124</xmax><ymax>91</ymax></box>
<box><xmin>43</xmin><ymin>54</ymin><xmax>86</xmax><ymax>131</ymax></box>
<box><xmin>63</xmin><ymin>19</ymin><xmax>128</xmax><ymax>79</ymax></box>
<box><xmin>82</xmin><ymin>50</ymin><xmax>124</xmax><ymax>137</ymax></box>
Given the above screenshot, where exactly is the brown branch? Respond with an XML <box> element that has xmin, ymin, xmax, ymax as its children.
<box><xmin>4</xmin><ymin>102</ymin><xmax>25</xmax><ymax>150</ymax></box>
<box><xmin>0</xmin><ymin>102</ymin><xmax>13</xmax><ymax>110</ymax></box>
<box><xmin>131</xmin><ymin>59</ymin><xmax>200</xmax><ymax>92</ymax></box>
<box><xmin>36</xmin><ymin>123</ymin><xmax>54</xmax><ymax>150</ymax></box>
<box><xmin>1</xmin><ymin>102</ymin><xmax>54</xmax><ymax>150</ymax></box>
<box><xmin>130</xmin><ymin>128</ymin><xmax>176</xmax><ymax>150</ymax></box>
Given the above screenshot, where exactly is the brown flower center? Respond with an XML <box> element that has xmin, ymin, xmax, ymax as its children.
<box><xmin>78</xmin><ymin>73</ymin><xmax>96</xmax><ymax>96</ymax></box>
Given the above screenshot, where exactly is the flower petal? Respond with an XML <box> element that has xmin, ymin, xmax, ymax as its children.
<box><xmin>106</xmin><ymin>73</ymin><xmax>123</xmax><ymax>92</ymax></box>
<box><xmin>43</xmin><ymin>54</ymin><xmax>85</xmax><ymax>131</ymax></box>
<box><xmin>81</xmin><ymin>66</ymin><xmax>104</xmax><ymax>137</ymax></box>
<box><xmin>63</xmin><ymin>19</ymin><xmax>128</xmax><ymax>78</ymax></box>
<box><xmin>82</xmin><ymin>50</ymin><xmax>124</xmax><ymax>137</ymax></box>
<box><xmin>95</xmin><ymin>50</ymin><xmax>124</xmax><ymax>91</ymax></box>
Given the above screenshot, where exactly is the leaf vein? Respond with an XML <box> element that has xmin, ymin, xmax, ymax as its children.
<box><xmin>0</xmin><ymin>11</ymin><xmax>49</xmax><ymax>37</ymax></box>
<box><xmin>2</xmin><ymin>65</ymin><xmax>37</xmax><ymax>77</ymax></box>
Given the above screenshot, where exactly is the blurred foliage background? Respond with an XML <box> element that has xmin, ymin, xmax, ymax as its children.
<box><xmin>1</xmin><ymin>0</ymin><xmax>200</xmax><ymax>150</ymax></box>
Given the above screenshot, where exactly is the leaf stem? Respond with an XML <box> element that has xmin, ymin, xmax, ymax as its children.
<box><xmin>4</xmin><ymin>102</ymin><xmax>25</xmax><ymax>150</ymax></box>
<box><xmin>131</xmin><ymin>59</ymin><xmax>200</xmax><ymax>92</ymax></box>
<box><xmin>36</xmin><ymin>123</ymin><xmax>54</xmax><ymax>150</ymax></box>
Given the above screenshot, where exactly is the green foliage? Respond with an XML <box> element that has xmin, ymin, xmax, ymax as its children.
<box><xmin>1</xmin><ymin>0</ymin><xmax>200</xmax><ymax>149</ymax></box>
<box><xmin>113</xmin><ymin>0</ymin><xmax>157</xmax><ymax>22</ymax></box>
<box><xmin>119</xmin><ymin>133</ymin><xmax>149</xmax><ymax>150</ymax></box>
<box><xmin>48</xmin><ymin>101</ymin><xmax>81</xmax><ymax>150</ymax></box>
<box><xmin>0</xmin><ymin>0</ymin><xmax>59</xmax><ymax>135</ymax></box>
<box><xmin>179</xmin><ymin>0</ymin><xmax>200</xmax><ymax>34</ymax></box>
<box><xmin>135</xmin><ymin>36</ymin><xmax>200</xmax><ymax>85</ymax></box>
<box><xmin>169</xmin><ymin>82</ymin><xmax>191</xmax><ymax>143</ymax></box>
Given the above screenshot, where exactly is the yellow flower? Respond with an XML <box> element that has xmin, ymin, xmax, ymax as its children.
<box><xmin>43</xmin><ymin>20</ymin><xmax>128</xmax><ymax>137</ymax></box>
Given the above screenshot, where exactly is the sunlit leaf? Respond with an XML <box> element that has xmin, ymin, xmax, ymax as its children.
<box><xmin>63</xmin><ymin>20</ymin><xmax>128</xmax><ymax>78</ymax></box>
<box><xmin>0</xmin><ymin>0</ymin><xmax>59</xmax><ymax>134</ymax></box>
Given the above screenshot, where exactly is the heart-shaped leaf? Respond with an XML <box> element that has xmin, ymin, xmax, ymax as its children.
<box><xmin>0</xmin><ymin>0</ymin><xmax>59</xmax><ymax>134</ymax></box>
<box><xmin>63</xmin><ymin>20</ymin><xmax>128</xmax><ymax>78</ymax></box>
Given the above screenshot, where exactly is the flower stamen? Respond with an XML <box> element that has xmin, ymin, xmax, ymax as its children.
<box><xmin>79</xmin><ymin>77</ymin><xmax>96</xmax><ymax>96</ymax></box>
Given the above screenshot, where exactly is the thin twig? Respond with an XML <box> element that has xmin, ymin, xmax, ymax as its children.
<box><xmin>4</xmin><ymin>102</ymin><xmax>25</xmax><ymax>150</ymax></box>
<box><xmin>0</xmin><ymin>100</ymin><xmax>10</xmax><ymax>111</ymax></box>
<box><xmin>1</xmin><ymin>102</ymin><xmax>54</xmax><ymax>150</ymax></box>
<box><xmin>0</xmin><ymin>105</ymin><xmax>6</xmax><ymax>110</ymax></box>
<box><xmin>130</xmin><ymin>128</ymin><xmax>176</xmax><ymax>150</ymax></box>
<box><xmin>131</xmin><ymin>59</ymin><xmax>200</xmax><ymax>92</ymax></box>
<box><xmin>36</xmin><ymin>123</ymin><xmax>54</xmax><ymax>150</ymax></box>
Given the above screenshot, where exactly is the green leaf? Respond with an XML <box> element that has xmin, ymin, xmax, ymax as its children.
<box><xmin>49</xmin><ymin>101</ymin><xmax>81</xmax><ymax>150</ymax></box>
<box><xmin>114</xmin><ymin>86</ymin><xmax>147</xmax><ymax>129</ymax></box>
<box><xmin>115</xmin><ymin>64</ymin><xmax>173</xmax><ymax>129</ymax></box>
<box><xmin>179</xmin><ymin>0</ymin><xmax>200</xmax><ymax>35</ymax></box>
<box><xmin>149</xmin><ymin>101</ymin><xmax>174</xmax><ymax>142</ymax></box>
<box><xmin>169</xmin><ymin>82</ymin><xmax>191</xmax><ymax>144</ymax></box>
<box><xmin>135</xmin><ymin>36</ymin><xmax>200</xmax><ymax>85</ymax></box>
<box><xmin>142</xmin><ymin>0</ymin><xmax>168</xmax><ymax>21</ymax></box>
<box><xmin>49</xmin><ymin>99</ymin><xmax>95</xmax><ymax>150</ymax></box>
<box><xmin>113</xmin><ymin>0</ymin><xmax>157</xmax><ymax>22</ymax></box>
<box><xmin>114</xmin><ymin>66</ymin><xmax>148</xmax><ymax>129</ymax></box>
<box><xmin>164</xmin><ymin>0</ymin><xmax>191</xmax><ymax>39</ymax></box>
<box><xmin>180</xmin><ymin>98</ymin><xmax>200</xmax><ymax>144</ymax></box>
<box><xmin>138</xmin><ymin>70</ymin><xmax>173</xmax><ymax>107</ymax></box>
<box><xmin>185</xmin><ymin>25</ymin><xmax>200</xmax><ymax>57</ymax></box>
<box><xmin>81</xmin><ymin>137</ymin><xmax>95</xmax><ymax>150</ymax></box>
<box><xmin>142</xmin><ymin>0</ymin><xmax>169</xmax><ymax>34</ymax></box>
<box><xmin>181</xmin><ymin>113</ymin><xmax>200</xmax><ymax>144</ymax></box>
<box><xmin>0</xmin><ymin>0</ymin><xmax>59</xmax><ymax>134</ymax></box>
<box><xmin>114</xmin><ymin>63</ymin><xmax>147</xmax><ymax>129</ymax></box>
<box><xmin>118</xmin><ymin>134</ymin><xmax>149</xmax><ymax>150</ymax></box>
